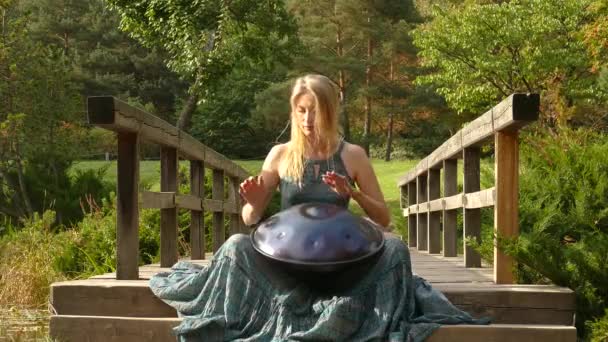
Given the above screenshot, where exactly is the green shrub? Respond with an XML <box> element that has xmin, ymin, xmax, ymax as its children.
<box><xmin>589</xmin><ymin>309</ymin><xmax>608</xmax><ymax>342</ymax></box>
<box><xmin>502</xmin><ymin>127</ymin><xmax>608</xmax><ymax>338</ymax></box>
<box><xmin>54</xmin><ymin>195</ymin><xmax>162</xmax><ymax>277</ymax></box>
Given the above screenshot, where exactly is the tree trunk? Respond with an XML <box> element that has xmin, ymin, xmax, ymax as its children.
<box><xmin>385</xmin><ymin>59</ymin><xmax>395</xmax><ymax>162</ymax></box>
<box><xmin>15</xmin><ymin>156</ymin><xmax>33</xmax><ymax>217</ymax></box>
<box><xmin>385</xmin><ymin>113</ymin><xmax>394</xmax><ymax>161</ymax></box>
<box><xmin>363</xmin><ymin>17</ymin><xmax>373</xmax><ymax>156</ymax></box>
<box><xmin>176</xmin><ymin>32</ymin><xmax>216</xmax><ymax>133</ymax></box>
<box><xmin>0</xmin><ymin>169</ymin><xmax>25</xmax><ymax>218</ymax></box>
<box><xmin>176</xmin><ymin>93</ymin><xmax>199</xmax><ymax>132</ymax></box>
<box><xmin>336</xmin><ymin>24</ymin><xmax>350</xmax><ymax>140</ymax></box>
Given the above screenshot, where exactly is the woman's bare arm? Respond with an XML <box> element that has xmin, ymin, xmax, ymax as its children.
<box><xmin>345</xmin><ymin>144</ymin><xmax>391</xmax><ymax>228</ymax></box>
<box><xmin>239</xmin><ymin>145</ymin><xmax>282</xmax><ymax>226</ymax></box>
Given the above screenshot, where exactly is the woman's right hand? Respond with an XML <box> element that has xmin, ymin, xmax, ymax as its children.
<box><xmin>239</xmin><ymin>176</ymin><xmax>267</xmax><ymax>208</ymax></box>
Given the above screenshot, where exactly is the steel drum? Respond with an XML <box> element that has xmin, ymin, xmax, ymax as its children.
<box><xmin>250</xmin><ymin>203</ymin><xmax>385</xmax><ymax>275</ymax></box>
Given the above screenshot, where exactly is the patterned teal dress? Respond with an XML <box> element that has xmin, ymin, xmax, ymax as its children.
<box><xmin>149</xmin><ymin>141</ymin><xmax>489</xmax><ymax>341</ymax></box>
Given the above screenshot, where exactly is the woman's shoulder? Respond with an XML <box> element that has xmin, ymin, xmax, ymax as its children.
<box><xmin>341</xmin><ymin>141</ymin><xmax>368</xmax><ymax>159</ymax></box>
<box><xmin>268</xmin><ymin>143</ymin><xmax>289</xmax><ymax>157</ymax></box>
<box><xmin>264</xmin><ymin>143</ymin><xmax>289</xmax><ymax>165</ymax></box>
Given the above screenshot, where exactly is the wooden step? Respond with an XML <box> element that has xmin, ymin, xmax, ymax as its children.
<box><xmin>50</xmin><ymin>279</ymin><xmax>575</xmax><ymax>325</ymax></box>
<box><xmin>426</xmin><ymin>324</ymin><xmax>577</xmax><ymax>342</ymax></box>
<box><xmin>49</xmin><ymin>315</ymin><xmax>577</xmax><ymax>342</ymax></box>
<box><xmin>50</xmin><ymin>315</ymin><xmax>180</xmax><ymax>342</ymax></box>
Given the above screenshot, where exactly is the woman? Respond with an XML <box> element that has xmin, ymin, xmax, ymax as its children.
<box><xmin>150</xmin><ymin>74</ymin><xmax>488</xmax><ymax>342</ymax></box>
<box><xmin>239</xmin><ymin>74</ymin><xmax>390</xmax><ymax>229</ymax></box>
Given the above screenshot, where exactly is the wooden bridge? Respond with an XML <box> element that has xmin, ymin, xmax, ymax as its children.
<box><xmin>49</xmin><ymin>95</ymin><xmax>577</xmax><ymax>341</ymax></box>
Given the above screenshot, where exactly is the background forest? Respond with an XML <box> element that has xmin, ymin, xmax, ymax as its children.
<box><xmin>1</xmin><ymin>0</ymin><xmax>608</xmax><ymax>340</ymax></box>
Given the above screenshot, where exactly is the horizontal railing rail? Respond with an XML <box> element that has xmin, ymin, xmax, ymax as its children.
<box><xmin>397</xmin><ymin>93</ymin><xmax>539</xmax><ymax>284</ymax></box>
<box><xmin>88</xmin><ymin>96</ymin><xmax>250</xmax><ymax>280</ymax></box>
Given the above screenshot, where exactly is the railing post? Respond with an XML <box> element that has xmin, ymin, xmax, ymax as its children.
<box><xmin>116</xmin><ymin>132</ymin><xmax>140</xmax><ymax>280</ymax></box>
<box><xmin>160</xmin><ymin>147</ymin><xmax>178</xmax><ymax>267</ymax></box>
<box><xmin>416</xmin><ymin>174</ymin><xmax>428</xmax><ymax>251</ymax></box>
<box><xmin>190</xmin><ymin>160</ymin><xmax>205</xmax><ymax>260</ymax></box>
<box><xmin>212</xmin><ymin>169</ymin><xmax>225</xmax><ymax>252</ymax></box>
<box><xmin>228</xmin><ymin>177</ymin><xmax>241</xmax><ymax>236</ymax></box>
<box><xmin>494</xmin><ymin>131</ymin><xmax>519</xmax><ymax>284</ymax></box>
<box><xmin>443</xmin><ymin>159</ymin><xmax>458</xmax><ymax>257</ymax></box>
<box><xmin>428</xmin><ymin>169</ymin><xmax>441</xmax><ymax>254</ymax></box>
<box><xmin>407</xmin><ymin>183</ymin><xmax>417</xmax><ymax>248</ymax></box>
<box><xmin>463</xmin><ymin>147</ymin><xmax>481</xmax><ymax>267</ymax></box>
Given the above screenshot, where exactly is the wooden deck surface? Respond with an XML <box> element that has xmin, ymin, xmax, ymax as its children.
<box><xmin>409</xmin><ymin>248</ymin><xmax>494</xmax><ymax>284</ymax></box>
<box><xmin>92</xmin><ymin>246</ymin><xmax>494</xmax><ymax>284</ymax></box>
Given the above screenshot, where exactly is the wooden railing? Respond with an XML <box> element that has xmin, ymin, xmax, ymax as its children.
<box><xmin>87</xmin><ymin>96</ymin><xmax>250</xmax><ymax>280</ymax></box>
<box><xmin>397</xmin><ymin>94</ymin><xmax>539</xmax><ymax>284</ymax></box>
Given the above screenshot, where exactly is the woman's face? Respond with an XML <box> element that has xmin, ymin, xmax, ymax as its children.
<box><xmin>294</xmin><ymin>93</ymin><xmax>316</xmax><ymax>137</ymax></box>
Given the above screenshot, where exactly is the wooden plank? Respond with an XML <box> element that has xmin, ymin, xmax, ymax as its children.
<box><xmin>416</xmin><ymin>158</ymin><xmax>429</xmax><ymax>178</ymax></box>
<box><xmin>160</xmin><ymin>146</ymin><xmax>178</xmax><ymax>268</ymax></box>
<box><xmin>444</xmin><ymin>193</ymin><xmax>464</xmax><ymax>210</ymax></box>
<box><xmin>464</xmin><ymin>188</ymin><xmax>496</xmax><ymax>209</ymax></box>
<box><xmin>223</xmin><ymin>201</ymin><xmax>239</xmax><ymax>214</ymax></box>
<box><xmin>432</xmin><ymin>284</ymin><xmax>575</xmax><ymax>310</ymax></box>
<box><xmin>440</xmin><ymin>130</ymin><xmax>463</xmax><ymax>163</ymax></box>
<box><xmin>49</xmin><ymin>318</ymin><xmax>575</xmax><ymax>342</ymax></box>
<box><xmin>227</xmin><ymin>177</ymin><xmax>241</xmax><ymax>235</ymax></box>
<box><xmin>87</xmin><ymin>97</ymin><xmax>249</xmax><ymax>180</ymax></box>
<box><xmin>462</xmin><ymin>106</ymin><xmax>494</xmax><ymax>148</ymax></box>
<box><xmin>50</xmin><ymin>315</ymin><xmax>181</xmax><ymax>342</ymax></box>
<box><xmin>174</xmin><ymin>194</ymin><xmax>202</xmax><ymax>211</ymax></box>
<box><xmin>116</xmin><ymin>132</ymin><xmax>140</xmax><ymax>280</ymax></box>
<box><xmin>428</xmin><ymin>169</ymin><xmax>441</xmax><ymax>254</ymax></box>
<box><xmin>190</xmin><ymin>161</ymin><xmax>205</xmax><ymax>260</ymax></box>
<box><xmin>203</xmin><ymin>199</ymin><xmax>224</xmax><ymax>212</ymax></box>
<box><xmin>407</xmin><ymin>183</ymin><xmax>417</xmax><ymax>248</ymax></box>
<box><xmin>495</xmin><ymin>131</ymin><xmax>519</xmax><ymax>284</ymax></box>
<box><xmin>397</xmin><ymin>94</ymin><xmax>538</xmax><ymax>186</ymax></box>
<box><xmin>428</xmin><ymin>199</ymin><xmax>442</xmax><ymax>212</ymax></box>
<box><xmin>455</xmin><ymin>305</ymin><xmax>574</xmax><ymax>326</ymax></box>
<box><xmin>56</xmin><ymin>274</ymin><xmax>573</xmax><ymax>324</ymax></box>
<box><xmin>493</xmin><ymin>93</ymin><xmax>540</xmax><ymax>132</ymax></box>
<box><xmin>416</xmin><ymin>175</ymin><xmax>428</xmax><ymax>251</ymax></box>
<box><xmin>407</xmin><ymin>204</ymin><xmax>419</xmax><ymax>214</ymax></box>
<box><xmin>212</xmin><ymin>169</ymin><xmax>225</xmax><ymax>252</ymax></box>
<box><xmin>141</xmin><ymin>191</ymin><xmax>174</xmax><ymax>209</ymax></box>
<box><xmin>426</xmin><ymin>324</ymin><xmax>576</xmax><ymax>342</ymax></box>
<box><xmin>50</xmin><ymin>280</ymin><xmax>177</xmax><ymax>317</ymax></box>
<box><xmin>443</xmin><ymin>159</ymin><xmax>458</xmax><ymax>257</ymax></box>
<box><xmin>398</xmin><ymin>169</ymin><xmax>417</xmax><ymax>187</ymax></box>
<box><xmin>463</xmin><ymin>147</ymin><xmax>481</xmax><ymax>268</ymax></box>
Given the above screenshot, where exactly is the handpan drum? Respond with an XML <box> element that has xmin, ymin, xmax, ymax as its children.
<box><xmin>250</xmin><ymin>203</ymin><xmax>385</xmax><ymax>274</ymax></box>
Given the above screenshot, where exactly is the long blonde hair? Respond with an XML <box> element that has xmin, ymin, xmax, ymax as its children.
<box><xmin>280</xmin><ymin>74</ymin><xmax>340</xmax><ymax>183</ymax></box>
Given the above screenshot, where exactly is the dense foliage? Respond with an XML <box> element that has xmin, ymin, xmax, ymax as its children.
<box><xmin>508</xmin><ymin>127</ymin><xmax>608</xmax><ymax>335</ymax></box>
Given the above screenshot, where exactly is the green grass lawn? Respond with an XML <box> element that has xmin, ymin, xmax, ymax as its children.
<box><xmin>71</xmin><ymin>157</ymin><xmax>493</xmax><ymax>238</ymax></box>
<box><xmin>71</xmin><ymin>158</ymin><xmax>418</xmax><ymax>234</ymax></box>
<box><xmin>71</xmin><ymin>159</ymin><xmax>418</xmax><ymax>201</ymax></box>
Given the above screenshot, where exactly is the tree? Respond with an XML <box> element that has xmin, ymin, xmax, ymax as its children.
<box><xmin>0</xmin><ymin>0</ymin><xmax>90</xmax><ymax>223</ymax></box>
<box><xmin>288</xmin><ymin>0</ymin><xmax>367</xmax><ymax>141</ymax></box>
<box><xmin>107</xmin><ymin>0</ymin><xmax>301</xmax><ymax>132</ymax></box>
<box><xmin>22</xmin><ymin>0</ymin><xmax>187</xmax><ymax>121</ymax></box>
<box><xmin>412</xmin><ymin>0</ymin><xmax>598</xmax><ymax>123</ymax></box>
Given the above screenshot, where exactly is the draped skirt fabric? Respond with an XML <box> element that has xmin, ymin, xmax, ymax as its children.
<box><xmin>149</xmin><ymin>235</ymin><xmax>489</xmax><ymax>342</ymax></box>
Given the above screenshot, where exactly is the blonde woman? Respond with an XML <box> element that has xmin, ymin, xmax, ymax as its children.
<box><xmin>240</xmin><ymin>74</ymin><xmax>390</xmax><ymax>227</ymax></box>
<box><xmin>150</xmin><ymin>74</ymin><xmax>488</xmax><ymax>342</ymax></box>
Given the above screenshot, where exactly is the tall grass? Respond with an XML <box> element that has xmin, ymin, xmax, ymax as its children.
<box><xmin>0</xmin><ymin>212</ymin><xmax>69</xmax><ymax>307</ymax></box>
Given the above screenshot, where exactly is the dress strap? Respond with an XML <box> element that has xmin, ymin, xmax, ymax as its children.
<box><xmin>333</xmin><ymin>139</ymin><xmax>345</xmax><ymax>157</ymax></box>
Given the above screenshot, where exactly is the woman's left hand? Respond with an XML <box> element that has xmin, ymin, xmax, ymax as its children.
<box><xmin>322</xmin><ymin>171</ymin><xmax>353</xmax><ymax>198</ymax></box>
